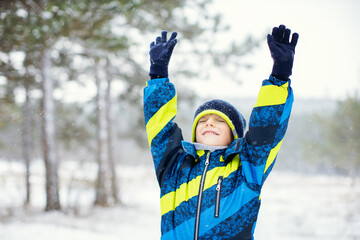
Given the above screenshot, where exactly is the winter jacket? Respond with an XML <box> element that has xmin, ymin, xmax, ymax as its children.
<box><xmin>143</xmin><ymin>75</ymin><xmax>293</xmax><ymax>240</ymax></box>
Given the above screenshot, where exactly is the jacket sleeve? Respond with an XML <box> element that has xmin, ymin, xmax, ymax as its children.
<box><xmin>241</xmin><ymin>75</ymin><xmax>294</xmax><ymax>186</ymax></box>
<box><xmin>143</xmin><ymin>78</ymin><xmax>184</xmax><ymax>187</ymax></box>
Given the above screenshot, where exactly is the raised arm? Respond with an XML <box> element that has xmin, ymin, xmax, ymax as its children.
<box><xmin>242</xmin><ymin>25</ymin><xmax>299</xmax><ymax>185</ymax></box>
<box><xmin>144</xmin><ymin>31</ymin><xmax>182</xmax><ymax>186</ymax></box>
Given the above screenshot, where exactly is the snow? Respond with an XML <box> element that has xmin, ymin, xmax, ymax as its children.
<box><xmin>0</xmin><ymin>160</ymin><xmax>161</xmax><ymax>240</ymax></box>
<box><xmin>1</xmin><ymin>160</ymin><xmax>359</xmax><ymax>240</ymax></box>
<box><xmin>256</xmin><ymin>173</ymin><xmax>360</xmax><ymax>239</ymax></box>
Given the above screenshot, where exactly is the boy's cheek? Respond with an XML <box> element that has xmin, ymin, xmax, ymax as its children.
<box><xmin>195</xmin><ymin>126</ymin><xmax>201</xmax><ymax>135</ymax></box>
<box><xmin>195</xmin><ymin>131</ymin><xmax>200</xmax><ymax>142</ymax></box>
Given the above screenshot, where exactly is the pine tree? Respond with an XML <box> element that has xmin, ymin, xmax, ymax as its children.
<box><xmin>304</xmin><ymin>94</ymin><xmax>360</xmax><ymax>184</ymax></box>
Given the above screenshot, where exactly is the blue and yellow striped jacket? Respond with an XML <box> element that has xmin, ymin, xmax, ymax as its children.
<box><xmin>144</xmin><ymin>75</ymin><xmax>293</xmax><ymax>240</ymax></box>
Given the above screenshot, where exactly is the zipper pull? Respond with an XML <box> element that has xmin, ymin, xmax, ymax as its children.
<box><xmin>214</xmin><ymin>176</ymin><xmax>223</xmax><ymax>218</ymax></box>
<box><xmin>216</xmin><ymin>176</ymin><xmax>223</xmax><ymax>191</ymax></box>
<box><xmin>205</xmin><ymin>151</ymin><xmax>210</xmax><ymax>166</ymax></box>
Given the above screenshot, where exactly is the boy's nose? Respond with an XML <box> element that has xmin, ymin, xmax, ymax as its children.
<box><xmin>206</xmin><ymin>120</ymin><xmax>214</xmax><ymax>127</ymax></box>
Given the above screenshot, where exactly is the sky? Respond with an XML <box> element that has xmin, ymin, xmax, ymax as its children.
<box><xmin>189</xmin><ymin>0</ymin><xmax>360</xmax><ymax>100</ymax></box>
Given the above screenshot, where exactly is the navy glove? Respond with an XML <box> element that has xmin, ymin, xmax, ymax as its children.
<box><xmin>267</xmin><ymin>25</ymin><xmax>299</xmax><ymax>80</ymax></box>
<box><xmin>149</xmin><ymin>31</ymin><xmax>178</xmax><ymax>79</ymax></box>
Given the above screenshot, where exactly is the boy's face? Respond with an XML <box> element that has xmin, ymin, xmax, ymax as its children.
<box><xmin>195</xmin><ymin>114</ymin><xmax>233</xmax><ymax>146</ymax></box>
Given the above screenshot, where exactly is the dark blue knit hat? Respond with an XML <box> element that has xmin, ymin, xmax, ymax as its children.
<box><xmin>192</xmin><ymin>99</ymin><xmax>246</xmax><ymax>142</ymax></box>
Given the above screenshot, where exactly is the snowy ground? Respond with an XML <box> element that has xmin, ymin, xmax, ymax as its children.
<box><xmin>0</xmin><ymin>160</ymin><xmax>359</xmax><ymax>240</ymax></box>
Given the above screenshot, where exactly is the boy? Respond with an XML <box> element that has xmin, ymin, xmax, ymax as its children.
<box><xmin>144</xmin><ymin>25</ymin><xmax>299</xmax><ymax>240</ymax></box>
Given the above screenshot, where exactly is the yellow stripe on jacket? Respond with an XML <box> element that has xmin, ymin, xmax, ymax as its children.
<box><xmin>264</xmin><ymin>140</ymin><xmax>283</xmax><ymax>174</ymax></box>
<box><xmin>160</xmin><ymin>154</ymin><xmax>240</xmax><ymax>216</ymax></box>
<box><xmin>254</xmin><ymin>82</ymin><xmax>289</xmax><ymax>107</ymax></box>
<box><xmin>146</xmin><ymin>95</ymin><xmax>177</xmax><ymax>146</ymax></box>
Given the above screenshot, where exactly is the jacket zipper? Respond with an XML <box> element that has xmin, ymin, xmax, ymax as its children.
<box><xmin>214</xmin><ymin>176</ymin><xmax>223</xmax><ymax>218</ymax></box>
<box><xmin>194</xmin><ymin>151</ymin><xmax>210</xmax><ymax>240</ymax></box>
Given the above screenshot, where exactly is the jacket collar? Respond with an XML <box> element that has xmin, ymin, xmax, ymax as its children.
<box><xmin>181</xmin><ymin>141</ymin><xmax>198</xmax><ymax>159</ymax></box>
<box><xmin>193</xmin><ymin>143</ymin><xmax>228</xmax><ymax>152</ymax></box>
<box><xmin>223</xmin><ymin>138</ymin><xmax>243</xmax><ymax>160</ymax></box>
<box><xmin>181</xmin><ymin>139</ymin><xmax>243</xmax><ymax>161</ymax></box>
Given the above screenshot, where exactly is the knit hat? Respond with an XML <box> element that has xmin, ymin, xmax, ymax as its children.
<box><xmin>192</xmin><ymin>99</ymin><xmax>246</xmax><ymax>142</ymax></box>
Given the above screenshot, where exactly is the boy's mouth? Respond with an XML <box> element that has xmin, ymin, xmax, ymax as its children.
<box><xmin>202</xmin><ymin>130</ymin><xmax>219</xmax><ymax>135</ymax></box>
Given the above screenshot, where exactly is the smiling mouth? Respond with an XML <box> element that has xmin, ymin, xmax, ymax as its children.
<box><xmin>203</xmin><ymin>130</ymin><xmax>219</xmax><ymax>135</ymax></box>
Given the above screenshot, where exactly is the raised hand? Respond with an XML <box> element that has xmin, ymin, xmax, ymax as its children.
<box><xmin>149</xmin><ymin>31</ymin><xmax>178</xmax><ymax>79</ymax></box>
<box><xmin>267</xmin><ymin>25</ymin><xmax>299</xmax><ymax>80</ymax></box>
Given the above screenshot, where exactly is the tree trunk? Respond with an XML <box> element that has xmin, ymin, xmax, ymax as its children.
<box><xmin>23</xmin><ymin>75</ymin><xmax>32</xmax><ymax>205</ymax></box>
<box><xmin>94</xmin><ymin>59</ymin><xmax>110</xmax><ymax>206</ymax></box>
<box><xmin>40</xmin><ymin>47</ymin><xmax>61</xmax><ymax>211</ymax></box>
<box><xmin>106</xmin><ymin>58</ymin><xmax>120</xmax><ymax>204</ymax></box>
<box><xmin>349</xmin><ymin>166</ymin><xmax>357</xmax><ymax>187</ymax></box>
